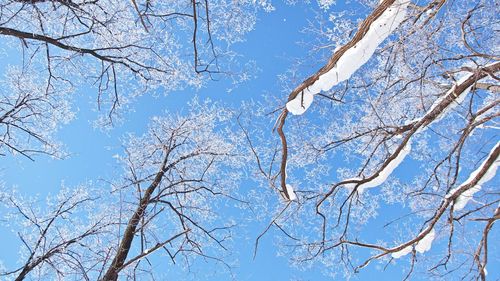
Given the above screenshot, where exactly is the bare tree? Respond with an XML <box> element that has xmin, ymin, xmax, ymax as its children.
<box><xmin>1</xmin><ymin>101</ymin><xmax>246</xmax><ymax>280</ymax></box>
<box><xmin>98</xmin><ymin>101</ymin><xmax>244</xmax><ymax>280</ymax></box>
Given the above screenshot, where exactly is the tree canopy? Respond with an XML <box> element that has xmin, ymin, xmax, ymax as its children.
<box><xmin>1</xmin><ymin>0</ymin><xmax>498</xmax><ymax>280</ymax></box>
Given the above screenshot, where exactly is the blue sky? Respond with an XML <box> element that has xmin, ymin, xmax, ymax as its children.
<box><xmin>1</xmin><ymin>1</ymin><xmax>498</xmax><ymax>280</ymax></box>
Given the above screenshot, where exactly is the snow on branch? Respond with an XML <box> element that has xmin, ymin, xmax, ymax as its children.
<box><xmin>277</xmin><ymin>0</ymin><xmax>408</xmax><ymax>200</ymax></box>
<box><xmin>328</xmin><ymin>62</ymin><xmax>500</xmax><ymax>196</ymax></box>
<box><xmin>446</xmin><ymin>141</ymin><xmax>500</xmax><ymax>211</ymax></box>
<box><xmin>407</xmin><ymin>61</ymin><xmax>500</xmax><ymax>130</ymax></box>
<box><xmin>392</xmin><ymin>228</ymin><xmax>436</xmax><ymax>258</ymax></box>
<box><xmin>286</xmin><ymin>0</ymin><xmax>409</xmax><ymax>115</ymax></box>
<box><xmin>362</xmin><ymin>141</ymin><xmax>500</xmax><ymax>266</ymax></box>
<box><xmin>285</xmin><ymin>184</ymin><xmax>298</xmax><ymax>201</ymax></box>
<box><xmin>344</xmin><ymin>142</ymin><xmax>411</xmax><ymax>193</ymax></box>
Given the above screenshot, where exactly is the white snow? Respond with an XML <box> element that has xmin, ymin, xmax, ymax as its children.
<box><xmin>286</xmin><ymin>184</ymin><xmax>298</xmax><ymax>201</ymax></box>
<box><xmin>286</xmin><ymin>0</ymin><xmax>408</xmax><ymax>115</ymax></box>
<box><xmin>453</xmin><ymin>185</ymin><xmax>482</xmax><ymax>211</ymax></box>
<box><xmin>286</xmin><ymin>88</ymin><xmax>315</xmax><ymax>115</ymax></box>
<box><xmin>412</xmin><ymin>61</ymin><xmax>498</xmax><ymax>128</ymax></box>
<box><xmin>345</xmin><ymin>142</ymin><xmax>411</xmax><ymax>193</ymax></box>
<box><xmin>403</xmin><ymin>71</ymin><xmax>477</xmax><ymax>130</ymax></box>
<box><xmin>362</xmin><ymin>66</ymin><xmax>490</xmax><ymax>195</ymax></box>
<box><xmin>391</xmin><ymin>245</ymin><xmax>412</xmax><ymax>258</ymax></box>
<box><xmin>392</xmin><ymin>228</ymin><xmax>436</xmax><ymax>259</ymax></box>
<box><xmin>446</xmin><ymin>141</ymin><xmax>499</xmax><ymax>211</ymax></box>
<box><xmin>415</xmin><ymin>228</ymin><xmax>435</xmax><ymax>253</ymax></box>
<box><xmin>427</xmin><ymin>78</ymin><xmax>473</xmax><ymax>124</ymax></box>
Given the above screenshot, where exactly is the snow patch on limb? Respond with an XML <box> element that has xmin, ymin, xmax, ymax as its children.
<box><xmin>285</xmin><ymin>184</ymin><xmax>298</xmax><ymax>201</ymax></box>
<box><xmin>345</xmin><ymin>142</ymin><xmax>411</xmax><ymax>193</ymax></box>
<box><xmin>286</xmin><ymin>88</ymin><xmax>314</xmax><ymax>115</ymax></box>
<box><xmin>407</xmin><ymin>61</ymin><xmax>500</xmax><ymax>128</ymax></box>
<box><xmin>321</xmin><ymin>0</ymin><xmax>408</xmax><ymax>87</ymax></box>
<box><xmin>452</xmin><ymin>185</ymin><xmax>481</xmax><ymax>211</ymax></box>
<box><xmin>286</xmin><ymin>0</ymin><xmax>408</xmax><ymax>115</ymax></box>
<box><xmin>391</xmin><ymin>245</ymin><xmax>412</xmax><ymax>258</ymax></box>
<box><xmin>426</xmin><ymin>76</ymin><xmax>473</xmax><ymax>124</ymax></box>
<box><xmin>404</xmin><ymin>77</ymin><xmax>474</xmax><ymax>130</ymax></box>
<box><xmin>415</xmin><ymin>228</ymin><xmax>435</xmax><ymax>253</ymax></box>
<box><xmin>446</xmin><ymin>141</ymin><xmax>500</xmax><ymax>211</ymax></box>
<box><xmin>391</xmin><ymin>228</ymin><xmax>436</xmax><ymax>259</ymax></box>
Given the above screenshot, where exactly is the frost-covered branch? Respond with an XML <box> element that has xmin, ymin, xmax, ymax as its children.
<box><xmin>0</xmin><ymin>0</ymin><xmax>263</xmax><ymax>119</ymax></box>
<box><xmin>0</xmin><ymin>187</ymin><xmax>108</xmax><ymax>281</ymax></box>
<box><xmin>0</xmin><ymin>67</ymin><xmax>73</xmax><ymax>159</ymax></box>
<box><xmin>340</xmin><ymin>141</ymin><xmax>499</xmax><ymax>272</ymax></box>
